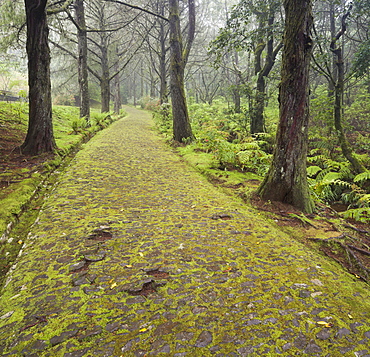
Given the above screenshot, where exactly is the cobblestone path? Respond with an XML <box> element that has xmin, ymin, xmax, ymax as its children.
<box><xmin>1</xmin><ymin>107</ymin><xmax>370</xmax><ymax>356</ymax></box>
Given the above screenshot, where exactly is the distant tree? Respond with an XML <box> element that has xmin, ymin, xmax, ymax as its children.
<box><xmin>312</xmin><ymin>1</ymin><xmax>366</xmax><ymax>174</ymax></box>
<box><xmin>211</xmin><ymin>0</ymin><xmax>283</xmax><ymax>134</ymax></box>
<box><xmin>258</xmin><ymin>0</ymin><xmax>314</xmax><ymax>213</ymax></box>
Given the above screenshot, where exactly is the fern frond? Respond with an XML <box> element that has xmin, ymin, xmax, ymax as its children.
<box><xmin>307</xmin><ymin>165</ymin><xmax>322</xmax><ymax>177</ymax></box>
<box><xmin>307</xmin><ymin>155</ymin><xmax>326</xmax><ymax>164</ymax></box>
<box><xmin>321</xmin><ymin>172</ymin><xmax>343</xmax><ymax>183</ymax></box>
<box><xmin>240</xmin><ymin>142</ymin><xmax>260</xmax><ymax>150</ymax></box>
<box><xmin>331</xmin><ymin>179</ymin><xmax>352</xmax><ymax>189</ymax></box>
<box><xmin>357</xmin><ymin>194</ymin><xmax>370</xmax><ymax>207</ymax></box>
<box><xmin>354</xmin><ymin>171</ymin><xmax>370</xmax><ymax>183</ymax></box>
<box><xmin>341</xmin><ymin>207</ymin><xmax>370</xmax><ymax>223</ymax></box>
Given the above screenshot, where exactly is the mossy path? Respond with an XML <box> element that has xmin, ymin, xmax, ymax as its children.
<box><xmin>1</xmin><ymin>107</ymin><xmax>370</xmax><ymax>356</ymax></box>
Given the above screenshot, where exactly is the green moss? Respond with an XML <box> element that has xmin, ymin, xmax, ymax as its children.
<box><xmin>1</xmin><ymin>108</ymin><xmax>369</xmax><ymax>356</ymax></box>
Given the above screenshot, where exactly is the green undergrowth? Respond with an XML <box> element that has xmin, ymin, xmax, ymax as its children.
<box><xmin>176</xmin><ymin>143</ymin><xmax>261</xmax><ymax>199</ymax></box>
<box><xmin>153</xmin><ymin>96</ymin><xmax>370</xmax><ymax>224</ymax></box>
<box><xmin>0</xmin><ymin>103</ymin><xmax>125</xmax><ymax>288</ymax></box>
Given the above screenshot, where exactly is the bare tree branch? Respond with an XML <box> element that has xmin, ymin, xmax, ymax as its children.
<box><xmin>103</xmin><ymin>0</ymin><xmax>168</xmax><ymax>22</ymax></box>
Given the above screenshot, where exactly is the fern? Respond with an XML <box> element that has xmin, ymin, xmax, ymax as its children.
<box><xmin>341</xmin><ymin>207</ymin><xmax>370</xmax><ymax>223</ymax></box>
<box><xmin>357</xmin><ymin>194</ymin><xmax>370</xmax><ymax>208</ymax></box>
<box><xmin>354</xmin><ymin>171</ymin><xmax>370</xmax><ymax>183</ymax></box>
<box><xmin>240</xmin><ymin>142</ymin><xmax>260</xmax><ymax>150</ymax></box>
<box><xmin>307</xmin><ymin>165</ymin><xmax>322</xmax><ymax>177</ymax></box>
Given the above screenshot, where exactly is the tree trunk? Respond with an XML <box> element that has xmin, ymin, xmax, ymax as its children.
<box><xmin>159</xmin><ymin>20</ymin><xmax>168</xmax><ymax>104</ymax></box>
<box><xmin>113</xmin><ymin>74</ymin><xmax>121</xmax><ymax>114</ymax></box>
<box><xmin>100</xmin><ymin>39</ymin><xmax>110</xmax><ymax>113</ymax></box>
<box><xmin>251</xmin><ymin>73</ymin><xmax>265</xmax><ymax>133</ymax></box>
<box><xmin>249</xmin><ymin>11</ymin><xmax>282</xmax><ymax>134</ymax></box>
<box><xmin>328</xmin><ymin>1</ymin><xmax>336</xmax><ymax>99</ymax></box>
<box><xmin>330</xmin><ymin>7</ymin><xmax>365</xmax><ymax>174</ymax></box>
<box><xmin>75</xmin><ymin>0</ymin><xmax>90</xmax><ymax>123</ymax></box>
<box><xmin>233</xmin><ymin>51</ymin><xmax>241</xmax><ymax>113</ymax></box>
<box><xmin>112</xmin><ymin>46</ymin><xmax>121</xmax><ymax>114</ymax></box>
<box><xmin>258</xmin><ymin>0</ymin><xmax>314</xmax><ymax>213</ymax></box>
<box><xmin>21</xmin><ymin>0</ymin><xmax>56</xmax><ymax>155</ymax></box>
<box><xmin>169</xmin><ymin>0</ymin><xmax>194</xmax><ymax>142</ymax></box>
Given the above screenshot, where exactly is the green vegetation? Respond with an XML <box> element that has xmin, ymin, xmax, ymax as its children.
<box><xmin>152</xmin><ymin>88</ymin><xmax>370</xmax><ymax>223</ymax></box>
<box><xmin>0</xmin><ymin>101</ymin><xmax>124</xmax><ymax>287</ymax></box>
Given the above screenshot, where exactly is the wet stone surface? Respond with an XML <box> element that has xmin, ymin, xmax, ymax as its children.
<box><xmin>1</xmin><ymin>107</ymin><xmax>370</xmax><ymax>356</ymax></box>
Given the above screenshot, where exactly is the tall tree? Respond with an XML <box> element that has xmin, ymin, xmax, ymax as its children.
<box><xmin>169</xmin><ymin>0</ymin><xmax>195</xmax><ymax>142</ymax></box>
<box><xmin>74</xmin><ymin>0</ymin><xmax>90</xmax><ymax>122</ymax></box>
<box><xmin>258</xmin><ymin>0</ymin><xmax>314</xmax><ymax>213</ymax></box>
<box><xmin>22</xmin><ymin>0</ymin><xmax>56</xmax><ymax>155</ymax></box>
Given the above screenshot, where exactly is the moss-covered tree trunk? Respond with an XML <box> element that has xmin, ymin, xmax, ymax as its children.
<box><xmin>75</xmin><ymin>0</ymin><xmax>90</xmax><ymax>123</ymax></box>
<box><xmin>258</xmin><ymin>0</ymin><xmax>314</xmax><ymax>213</ymax></box>
<box><xmin>169</xmin><ymin>0</ymin><xmax>194</xmax><ymax>143</ymax></box>
<box><xmin>21</xmin><ymin>0</ymin><xmax>56</xmax><ymax>155</ymax></box>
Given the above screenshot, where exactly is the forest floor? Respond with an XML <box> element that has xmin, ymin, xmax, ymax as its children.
<box><xmin>1</xmin><ymin>106</ymin><xmax>370</xmax><ymax>356</ymax></box>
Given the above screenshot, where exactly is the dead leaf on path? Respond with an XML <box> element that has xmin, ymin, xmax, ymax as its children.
<box><xmin>110</xmin><ymin>282</ymin><xmax>118</xmax><ymax>289</ymax></box>
<box><xmin>316</xmin><ymin>321</ymin><xmax>333</xmax><ymax>328</ymax></box>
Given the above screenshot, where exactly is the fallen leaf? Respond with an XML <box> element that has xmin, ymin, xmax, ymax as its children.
<box><xmin>139</xmin><ymin>327</ymin><xmax>148</xmax><ymax>332</ymax></box>
<box><xmin>355</xmin><ymin>274</ymin><xmax>361</xmax><ymax>279</ymax></box>
<box><xmin>110</xmin><ymin>282</ymin><xmax>117</xmax><ymax>289</ymax></box>
<box><xmin>139</xmin><ymin>252</ymin><xmax>144</xmax><ymax>257</ymax></box>
<box><xmin>0</xmin><ymin>311</ymin><xmax>14</xmax><ymax>319</ymax></box>
<box><xmin>316</xmin><ymin>321</ymin><xmax>333</xmax><ymax>328</ymax></box>
<box><xmin>125</xmin><ymin>265</ymin><xmax>133</xmax><ymax>268</ymax></box>
<box><xmin>348</xmin><ymin>314</ymin><xmax>353</xmax><ymax>319</ymax></box>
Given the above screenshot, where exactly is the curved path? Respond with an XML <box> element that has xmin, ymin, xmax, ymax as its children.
<box><xmin>1</xmin><ymin>107</ymin><xmax>370</xmax><ymax>356</ymax></box>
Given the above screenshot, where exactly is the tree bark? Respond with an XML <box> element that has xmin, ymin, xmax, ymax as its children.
<box><xmin>21</xmin><ymin>0</ymin><xmax>56</xmax><ymax>155</ymax></box>
<box><xmin>169</xmin><ymin>0</ymin><xmax>194</xmax><ymax>143</ymax></box>
<box><xmin>258</xmin><ymin>0</ymin><xmax>314</xmax><ymax>213</ymax></box>
<box><xmin>75</xmin><ymin>0</ymin><xmax>90</xmax><ymax>123</ymax></box>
